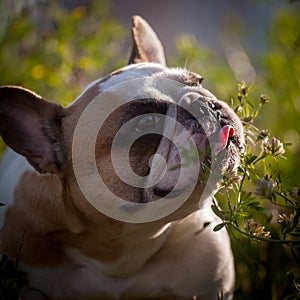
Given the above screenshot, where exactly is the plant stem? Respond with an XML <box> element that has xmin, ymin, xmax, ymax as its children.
<box><xmin>226</xmin><ymin>222</ymin><xmax>300</xmax><ymax>245</ymax></box>
<box><xmin>275</xmin><ymin>191</ymin><xmax>297</xmax><ymax>206</ymax></box>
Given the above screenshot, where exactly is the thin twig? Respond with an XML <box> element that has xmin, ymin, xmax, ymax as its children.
<box><xmin>15</xmin><ymin>228</ymin><xmax>26</xmax><ymax>269</ymax></box>
<box><xmin>226</xmin><ymin>222</ymin><xmax>300</xmax><ymax>245</ymax></box>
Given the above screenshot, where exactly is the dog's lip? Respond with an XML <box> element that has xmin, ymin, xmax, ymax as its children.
<box><xmin>152</xmin><ymin>188</ymin><xmax>185</xmax><ymax>200</ymax></box>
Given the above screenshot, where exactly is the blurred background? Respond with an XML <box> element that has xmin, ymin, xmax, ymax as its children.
<box><xmin>0</xmin><ymin>0</ymin><xmax>299</xmax><ymax>299</ymax></box>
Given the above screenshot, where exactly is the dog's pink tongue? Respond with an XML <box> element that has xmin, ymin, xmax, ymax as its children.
<box><xmin>212</xmin><ymin>125</ymin><xmax>235</xmax><ymax>155</ymax></box>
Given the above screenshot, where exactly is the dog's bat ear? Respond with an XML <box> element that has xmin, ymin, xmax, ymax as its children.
<box><xmin>129</xmin><ymin>15</ymin><xmax>166</xmax><ymax>66</ymax></box>
<box><xmin>0</xmin><ymin>86</ymin><xmax>65</xmax><ymax>174</ymax></box>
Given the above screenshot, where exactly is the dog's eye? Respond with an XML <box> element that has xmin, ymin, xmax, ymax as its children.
<box><xmin>135</xmin><ymin>114</ymin><xmax>161</xmax><ymax>132</ymax></box>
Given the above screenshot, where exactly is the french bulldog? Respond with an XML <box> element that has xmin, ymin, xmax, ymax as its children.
<box><xmin>0</xmin><ymin>16</ymin><xmax>244</xmax><ymax>299</ymax></box>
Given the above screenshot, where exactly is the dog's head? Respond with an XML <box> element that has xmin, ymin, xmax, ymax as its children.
<box><xmin>0</xmin><ymin>16</ymin><xmax>244</xmax><ymax>223</ymax></box>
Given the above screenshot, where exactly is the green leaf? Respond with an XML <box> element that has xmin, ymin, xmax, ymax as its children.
<box><xmin>245</xmin><ymin>154</ymin><xmax>257</xmax><ymax>164</ymax></box>
<box><xmin>236</xmin><ymin>212</ymin><xmax>252</xmax><ymax>218</ymax></box>
<box><xmin>292</xmin><ymin>212</ymin><xmax>300</xmax><ymax>228</ymax></box>
<box><xmin>247</xmin><ymin>201</ymin><xmax>260</xmax><ymax>206</ymax></box>
<box><xmin>247</xmin><ymin>201</ymin><xmax>264</xmax><ymax>211</ymax></box>
<box><xmin>213</xmin><ymin>223</ymin><xmax>226</xmax><ymax>232</ymax></box>
<box><xmin>289</xmin><ymin>232</ymin><xmax>300</xmax><ymax>237</ymax></box>
<box><xmin>211</xmin><ymin>205</ymin><xmax>224</xmax><ymax>219</ymax></box>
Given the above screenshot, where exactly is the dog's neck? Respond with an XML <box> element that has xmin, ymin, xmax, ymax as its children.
<box><xmin>62</xmin><ymin>175</ymin><xmax>184</xmax><ymax>276</ymax></box>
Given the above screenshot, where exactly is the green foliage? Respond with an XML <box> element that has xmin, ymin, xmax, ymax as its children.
<box><xmin>213</xmin><ymin>82</ymin><xmax>300</xmax><ymax>299</ymax></box>
<box><xmin>169</xmin><ymin>34</ymin><xmax>237</xmax><ymax>98</ymax></box>
<box><xmin>0</xmin><ymin>0</ymin><xmax>126</xmax><ymax>106</ymax></box>
<box><xmin>170</xmin><ymin>6</ymin><xmax>300</xmax><ymax>299</ymax></box>
<box><xmin>0</xmin><ymin>255</ymin><xmax>28</xmax><ymax>300</ymax></box>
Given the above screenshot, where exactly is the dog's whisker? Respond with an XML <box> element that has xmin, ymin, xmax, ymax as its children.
<box><xmin>184</xmin><ymin>56</ymin><xmax>189</xmax><ymax>69</ymax></box>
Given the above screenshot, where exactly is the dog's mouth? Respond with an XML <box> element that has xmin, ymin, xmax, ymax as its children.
<box><xmin>141</xmin><ymin>186</ymin><xmax>185</xmax><ymax>203</ymax></box>
<box><xmin>153</xmin><ymin>187</ymin><xmax>183</xmax><ymax>198</ymax></box>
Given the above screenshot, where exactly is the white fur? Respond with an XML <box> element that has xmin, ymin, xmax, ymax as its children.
<box><xmin>68</xmin><ymin>63</ymin><xmax>166</xmax><ymax>107</ymax></box>
<box><xmin>0</xmin><ymin>149</ymin><xmax>35</xmax><ymax>229</ymax></box>
<box><xmin>99</xmin><ymin>63</ymin><xmax>166</xmax><ymax>92</ymax></box>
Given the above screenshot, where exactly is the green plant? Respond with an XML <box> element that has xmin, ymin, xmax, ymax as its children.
<box><xmin>212</xmin><ymin>82</ymin><xmax>300</xmax><ymax>299</ymax></box>
<box><xmin>0</xmin><ymin>225</ymin><xmax>28</xmax><ymax>300</ymax></box>
<box><xmin>170</xmin><ymin>9</ymin><xmax>300</xmax><ymax>297</ymax></box>
<box><xmin>0</xmin><ymin>254</ymin><xmax>28</xmax><ymax>299</ymax></box>
<box><xmin>0</xmin><ymin>0</ymin><xmax>126</xmax><ymax>107</ymax></box>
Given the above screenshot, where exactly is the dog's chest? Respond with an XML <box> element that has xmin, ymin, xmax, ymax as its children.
<box><xmin>21</xmin><ymin>210</ymin><xmax>233</xmax><ymax>299</ymax></box>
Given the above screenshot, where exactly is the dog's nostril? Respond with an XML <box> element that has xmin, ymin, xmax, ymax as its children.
<box><xmin>153</xmin><ymin>187</ymin><xmax>171</xmax><ymax>198</ymax></box>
